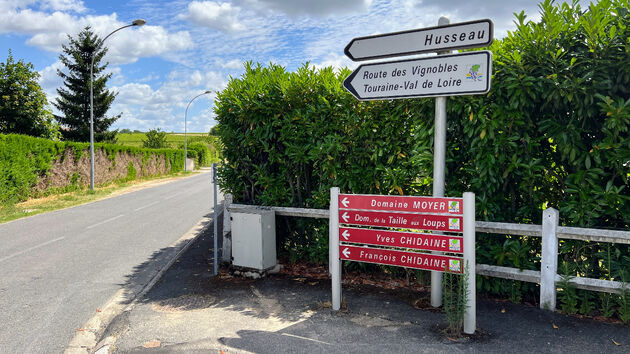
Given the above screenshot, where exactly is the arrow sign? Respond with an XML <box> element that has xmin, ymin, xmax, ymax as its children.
<box><xmin>339</xmin><ymin>245</ymin><xmax>463</xmax><ymax>273</ymax></box>
<box><xmin>344</xmin><ymin>51</ymin><xmax>492</xmax><ymax>101</ymax></box>
<box><xmin>339</xmin><ymin>194</ymin><xmax>463</xmax><ymax>215</ymax></box>
<box><xmin>339</xmin><ymin>227</ymin><xmax>463</xmax><ymax>253</ymax></box>
<box><xmin>345</xmin><ymin>19</ymin><xmax>493</xmax><ymax>61</ymax></box>
<box><xmin>339</xmin><ymin>210</ymin><xmax>462</xmax><ymax>232</ymax></box>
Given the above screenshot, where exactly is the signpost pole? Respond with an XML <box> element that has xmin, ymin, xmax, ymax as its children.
<box><xmin>330</xmin><ymin>187</ymin><xmax>342</xmax><ymax>310</ymax></box>
<box><xmin>463</xmin><ymin>192</ymin><xmax>476</xmax><ymax>334</ymax></box>
<box><xmin>431</xmin><ymin>16</ymin><xmax>450</xmax><ymax>308</ymax></box>
<box><xmin>213</xmin><ymin>163</ymin><xmax>218</xmax><ymax>276</ymax></box>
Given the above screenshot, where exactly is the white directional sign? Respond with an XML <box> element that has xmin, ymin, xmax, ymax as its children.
<box><xmin>343</xmin><ymin>51</ymin><xmax>492</xmax><ymax>101</ymax></box>
<box><xmin>344</xmin><ymin>19</ymin><xmax>493</xmax><ymax>61</ymax></box>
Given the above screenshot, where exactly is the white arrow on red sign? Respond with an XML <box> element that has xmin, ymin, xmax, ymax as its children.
<box><xmin>341</xmin><ymin>197</ymin><xmax>350</xmax><ymax>208</ymax></box>
<box><xmin>341</xmin><ymin>212</ymin><xmax>350</xmax><ymax>223</ymax></box>
<box><xmin>342</xmin><ymin>248</ymin><xmax>351</xmax><ymax>258</ymax></box>
<box><xmin>342</xmin><ymin>229</ymin><xmax>350</xmax><ymax>240</ymax></box>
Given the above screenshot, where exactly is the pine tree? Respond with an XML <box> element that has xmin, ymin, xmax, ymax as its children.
<box><xmin>54</xmin><ymin>26</ymin><xmax>119</xmax><ymax>142</ymax></box>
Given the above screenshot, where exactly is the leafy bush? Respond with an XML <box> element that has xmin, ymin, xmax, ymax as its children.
<box><xmin>142</xmin><ymin>128</ymin><xmax>169</xmax><ymax>149</ymax></box>
<box><xmin>186</xmin><ymin>142</ymin><xmax>209</xmax><ymax>168</ymax></box>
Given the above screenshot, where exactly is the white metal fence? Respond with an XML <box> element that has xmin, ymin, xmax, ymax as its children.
<box><xmin>224</xmin><ymin>195</ymin><xmax>630</xmax><ymax>311</ymax></box>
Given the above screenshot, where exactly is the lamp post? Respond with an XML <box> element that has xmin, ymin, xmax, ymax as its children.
<box><xmin>184</xmin><ymin>90</ymin><xmax>212</xmax><ymax>172</ymax></box>
<box><xmin>89</xmin><ymin>19</ymin><xmax>146</xmax><ymax>191</ymax></box>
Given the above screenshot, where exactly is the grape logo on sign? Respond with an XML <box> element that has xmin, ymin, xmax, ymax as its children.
<box><xmin>449</xmin><ymin>259</ymin><xmax>461</xmax><ymax>272</ymax></box>
<box><xmin>466</xmin><ymin>64</ymin><xmax>484</xmax><ymax>82</ymax></box>
<box><xmin>449</xmin><ymin>238</ymin><xmax>461</xmax><ymax>252</ymax></box>
<box><xmin>448</xmin><ymin>218</ymin><xmax>460</xmax><ymax>230</ymax></box>
<box><xmin>448</xmin><ymin>201</ymin><xmax>460</xmax><ymax>213</ymax></box>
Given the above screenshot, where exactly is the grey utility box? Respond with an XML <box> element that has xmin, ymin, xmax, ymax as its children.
<box><xmin>231</xmin><ymin>210</ymin><xmax>277</xmax><ymax>271</ymax></box>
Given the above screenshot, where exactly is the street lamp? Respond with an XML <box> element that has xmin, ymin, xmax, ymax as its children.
<box><xmin>184</xmin><ymin>90</ymin><xmax>212</xmax><ymax>172</ymax></box>
<box><xmin>89</xmin><ymin>19</ymin><xmax>146</xmax><ymax>191</ymax></box>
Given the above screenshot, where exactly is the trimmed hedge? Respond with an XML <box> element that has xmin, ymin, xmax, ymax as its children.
<box><xmin>0</xmin><ymin>134</ymin><xmax>184</xmax><ymax>204</ymax></box>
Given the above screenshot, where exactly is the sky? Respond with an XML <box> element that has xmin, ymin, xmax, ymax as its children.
<box><xmin>0</xmin><ymin>0</ymin><xmax>590</xmax><ymax>133</ymax></box>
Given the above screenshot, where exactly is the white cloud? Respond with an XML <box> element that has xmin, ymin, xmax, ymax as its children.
<box><xmin>221</xmin><ymin>59</ymin><xmax>244</xmax><ymax>69</ymax></box>
<box><xmin>110</xmin><ymin>69</ymin><xmax>226</xmax><ymax>132</ymax></box>
<box><xmin>181</xmin><ymin>1</ymin><xmax>246</xmax><ymax>33</ymax></box>
<box><xmin>239</xmin><ymin>0</ymin><xmax>373</xmax><ymax>17</ymax></box>
<box><xmin>40</xmin><ymin>0</ymin><xmax>86</xmax><ymax>13</ymax></box>
<box><xmin>0</xmin><ymin>6</ymin><xmax>193</xmax><ymax>65</ymax></box>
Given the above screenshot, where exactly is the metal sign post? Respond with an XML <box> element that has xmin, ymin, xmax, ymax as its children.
<box><xmin>431</xmin><ymin>16</ymin><xmax>450</xmax><ymax>308</ymax></box>
<box><xmin>212</xmin><ymin>163</ymin><xmax>218</xmax><ymax>276</ymax></box>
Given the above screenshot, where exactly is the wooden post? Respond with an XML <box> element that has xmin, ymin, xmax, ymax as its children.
<box><xmin>330</xmin><ymin>187</ymin><xmax>342</xmax><ymax>310</ymax></box>
<box><xmin>463</xmin><ymin>192</ymin><xmax>476</xmax><ymax>334</ymax></box>
<box><xmin>221</xmin><ymin>193</ymin><xmax>233</xmax><ymax>263</ymax></box>
<box><xmin>540</xmin><ymin>207</ymin><xmax>559</xmax><ymax>310</ymax></box>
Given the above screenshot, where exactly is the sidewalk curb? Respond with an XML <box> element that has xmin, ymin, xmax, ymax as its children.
<box><xmin>65</xmin><ymin>205</ymin><xmax>223</xmax><ymax>354</ymax></box>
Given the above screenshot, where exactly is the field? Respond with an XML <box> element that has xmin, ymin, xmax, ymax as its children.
<box><xmin>116</xmin><ymin>132</ymin><xmax>209</xmax><ymax>148</ymax></box>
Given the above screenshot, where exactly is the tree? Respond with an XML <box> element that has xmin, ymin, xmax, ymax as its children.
<box><xmin>142</xmin><ymin>128</ymin><xmax>168</xmax><ymax>149</ymax></box>
<box><xmin>54</xmin><ymin>27</ymin><xmax>120</xmax><ymax>142</ymax></box>
<box><xmin>0</xmin><ymin>50</ymin><xmax>60</xmax><ymax>139</ymax></box>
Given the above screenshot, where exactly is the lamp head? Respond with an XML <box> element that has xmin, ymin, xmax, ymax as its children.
<box><xmin>132</xmin><ymin>19</ymin><xmax>146</xmax><ymax>26</ymax></box>
<box><xmin>204</xmin><ymin>90</ymin><xmax>212</xmax><ymax>94</ymax></box>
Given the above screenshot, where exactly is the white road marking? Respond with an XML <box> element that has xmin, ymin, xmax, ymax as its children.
<box><xmin>86</xmin><ymin>214</ymin><xmax>125</xmax><ymax>230</ymax></box>
<box><xmin>133</xmin><ymin>201</ymin><xmax>159</xmax><ymax>212</ymax></box>
<box><xmin>0</xmin><ymin>237</ymin><xmax>65</xmax><ymax>263</ymax></box>
<box><xmin>281</xmin><ymin>333</ymin><xmax>330</xmax><ymax>345</ymax></box>
<box><xmin>163</xmin><ymin>192</ymin><xmax>185</xmax><ymax>200</ymax></box>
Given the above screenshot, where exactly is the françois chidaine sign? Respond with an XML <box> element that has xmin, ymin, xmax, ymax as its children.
<box><xmin>343</xmin><ymin>51</ymin><xmax>492</xmax><ymax>101</ymax></box>
<box><xmin>344</xmin><ymin>19</ymin><xmax>493</xmax><ymax>61</ymax></box>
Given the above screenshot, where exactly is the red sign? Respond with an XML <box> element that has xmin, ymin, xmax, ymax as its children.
<box><xmin>339</xmin><ymin>227</ymin><xmax>463</xmax><ymax>253</ymax></box>
<box><xmin>340</xmin><ymin>245</ymin><xmax>463</xmax><ymax>273</ymax></box>
<box><xmin>339</xmin><ymin>210</ymin><xmax>462</xmax><ymax>232</ymax></box>
<box><xmin>339</xmin><ymin>194</ymin><xmax>462</xmax><ymax>215</ymax></box>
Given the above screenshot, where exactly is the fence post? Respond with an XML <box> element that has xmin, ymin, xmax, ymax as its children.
<box><xmin>540</xmin><ymin>207</ymin><xmax>559</xmax><ymax>310</ymax></box>
<box><xmin>330</xmin><ymin>187</ymin><xmax>341</xmax><ymax>311</ymax></box>
<box><xmin>463</xmin><ymin>192</ymin><xmax>476</xmax><ymax>334</ymax></box>
<box><xmin>221</xmin><ymin>193</ymin><xmax>233</xmax><ymax>263</ymax></box>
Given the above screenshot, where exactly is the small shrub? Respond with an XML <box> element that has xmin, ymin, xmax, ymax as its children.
<box><xmin>442</xmin><ymin>264</ymin><xmax>470</xmax><ymax>336</ymax></box>
<box><xmin>142</xmin><ymin>129</ymin><xmax>169</xmax><ymax>149</ymax></box>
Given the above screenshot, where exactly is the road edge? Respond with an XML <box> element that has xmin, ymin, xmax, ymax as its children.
<box><xmin>64</xmin><ymin>205</ymin><xmax>223</xmax><ymax>354</ymax></box>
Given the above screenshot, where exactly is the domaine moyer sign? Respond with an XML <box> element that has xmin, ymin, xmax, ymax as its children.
<box><xmin>339</xmin><ymin>194</ymin><xmax>463</xmax><ymax>214</ymax></box>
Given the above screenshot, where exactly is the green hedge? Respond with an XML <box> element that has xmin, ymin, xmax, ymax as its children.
<box><xmin>215</xmin><ymin>0</ymin><xmax>629</xmax><ymax>316</ymax></box>
<box><xmin>0</xmin><ymin>134</ymin><xmax>184</xmax><ymax>204</ymax></box>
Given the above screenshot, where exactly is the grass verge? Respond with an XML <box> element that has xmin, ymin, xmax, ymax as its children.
<box><xmin>0</xmin><ymin>171</ymin><xmax>198</xmax><ymax>224</ymax></box>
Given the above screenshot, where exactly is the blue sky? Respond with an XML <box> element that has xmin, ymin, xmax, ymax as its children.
<box><xmin>0</xmin><ymin>0</ymin><xmax>588</xmax><ymax>133</ymax></box>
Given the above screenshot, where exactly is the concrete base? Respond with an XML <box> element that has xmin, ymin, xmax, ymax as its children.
<box><xmin>185</xmin><ymin>158</ymin><xmax>195</xmax><ymax>171</ymax></box>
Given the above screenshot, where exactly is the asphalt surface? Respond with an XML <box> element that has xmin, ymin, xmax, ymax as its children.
<box><xmin>111</xmin><ymin>228</ymin><xmax>630</xmax><ymax>353</ymax></box>
<box><xmin>0</xmin><ymin>172</ymin><xmax>219</xmax><ymax>353</ymax></box>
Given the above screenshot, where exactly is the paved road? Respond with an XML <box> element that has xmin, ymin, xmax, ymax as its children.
<box><xmin>0</xmin><ymin>172</ymin><xmax>218</xmax><ymax>353</ymax></box>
